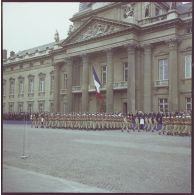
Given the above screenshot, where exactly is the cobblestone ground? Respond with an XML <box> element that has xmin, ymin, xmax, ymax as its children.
<box><xmin>3</xmin><ymin>124</ymin><xmax>191</xmax><ymax>193</ymax></box>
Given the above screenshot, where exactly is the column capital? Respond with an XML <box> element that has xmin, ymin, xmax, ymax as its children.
<box><xmin>105</xmin><ymin>47</ymin><xmax>113</xmax><ymax>53</ymax></box>
<box><xmin>143</xmin><ymin>43</ymin><xmax>152</xmax><ymax>49</ymax></box>
<box><xmin>166</xmin><ymin>38</ymin><xmax>180</xmax><ymax>50</ymax></box>
<box><xmin>143</xmin><ymin>44</ymin><xmax>152</xmax><ymax>54</ymax></box>
<box><xmin>81</xmin><ymin>53</ymin><xmax>88</xmax><ymax>59</ymax></box>
<box><xmin>126</xmin><ymin>44</ymin><xmax>137</xmax><ymax>55</ymax></box>
<box><xmin>127</xmin><ymin>43</ymin><xmax>138</xmax><ymax>50</ymax></box>
<box><xmin>53</xmin><ymin>62</ymin><xmax>62</xmax><ymax>70</ymax></box>
<box><xmin>106</xmin><ymin>48</ymin><xmax>113</xmax><ymax>61</ymax></box>
<box><xmin>81</xmin><ymin>53</ymin><xmax>88</xmax><ymax>64</ymax></box>
<box><xmin>124</xmin><ymin>42</ymin><xmax>138</xmax><ymax>49</ymax></box>
<box><xmin>65</xmin><ymin>57</ymin><xmax>72</xmax><ymax>65</ymax></box>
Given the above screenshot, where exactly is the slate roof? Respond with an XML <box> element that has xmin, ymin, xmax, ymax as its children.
<box><xmin>176</xmin><ymin>3</ymin><xmax>192</xmax><ymax>13</ymax></box>
<box><xmin>16</xmin><ymin>42</ymin><xmax>55</xmax><ymax>56</ymax></box>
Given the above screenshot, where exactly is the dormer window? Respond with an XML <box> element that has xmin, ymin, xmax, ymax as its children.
<box><xmin>155</xmin><ymin>7</ymin><xmax>160</xmax><ymax>16</ymax></box>
<box><xmin>145</xmin><ymin>3</ymin><xmax>150</xmax><ymax>18</ymax></box>
<box><xmin>186</xmin><ymin>23</ymin><xmax>192</xmax><ymax>34</ymax></box>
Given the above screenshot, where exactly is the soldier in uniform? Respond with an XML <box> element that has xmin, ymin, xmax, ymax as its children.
<box><xmin>122</xmin><ymin>115</ymin><xmax>129</xmax><ymax>132</ymax></box>
<box><xmin>35</xmin><ymin>113</ymin><xmax>39</xmax><ymax>128</ymax></box>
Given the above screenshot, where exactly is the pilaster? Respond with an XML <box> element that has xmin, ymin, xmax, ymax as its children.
<box><xmin>106</xmin><ymin>48</ymin><xmax>114</xmax><ymax>113</ymax></box>
<box><xmin>66</xmin><ymin>57</ymin><xmax>73</xmax><ymax>113</ymax></box>
<box><xmin>81</xmin><ymin>54</ymin><xmax>89</xmax><ymax>113</ymax></box>
<box><xmin>53</xmin><ymin>63</ymin><xmax>60</xmax><ymax>113</ymax></box>
<box><xmin>127</xmin><ymin>44</ymin><xmax>136</xmax><ymax>113</ymax></box>
<box><xmin>167</xmin><ymin>38</ymin><xmax>179</xmax><ymax>111</ymax></box>
<box><xmin>143</xmin><ymin>44</ymin><xmax>152</xmax><ymax>112</ymax></box>
<box><xmin>135</xmin><ymin>47</ymin><xmax>142</xmax><ymax>111</ymax></box>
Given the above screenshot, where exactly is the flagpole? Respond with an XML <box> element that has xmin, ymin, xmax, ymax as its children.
<box><xmin>21</xmin><ymin>113</ymin><xmax>28</xmax><ymax>159</ymax></box>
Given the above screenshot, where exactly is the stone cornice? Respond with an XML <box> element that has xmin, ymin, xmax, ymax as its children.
<box><xmin>63</xmin><ymin>16</ymin><xmax>190</xmax><ymax>50</ymax></box>
<box><xmin>3</xmin><ymin>53</ymin><xmax>51</xmax><ymax>66</ymax></box>
<box><xmin>141</xmin><ymin>17</ymin><xmax>183</xmax><ymax>32</ymax></box>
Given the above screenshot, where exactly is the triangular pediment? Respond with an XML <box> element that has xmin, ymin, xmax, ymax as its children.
<box><xmin>62</xmin><ymin>17</ymin><xmax>134</xmax><ymax>46</ymax></box>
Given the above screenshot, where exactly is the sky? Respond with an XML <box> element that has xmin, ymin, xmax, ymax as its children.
<box><xmin>3</xmin><ymin>2</ymin><xmax>79</xmax><ymax>55</ymax></box>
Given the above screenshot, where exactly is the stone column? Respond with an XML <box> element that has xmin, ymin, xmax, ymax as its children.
<box><xmin>66</xmin><ymin>57</ymin><xmax>73</xmax><ymax>113</ymax></box>
<box><xmin>135</xmin><ymin>47</ymin><xmax>142</xmax><ymax>111</ymax></box>
<box><xmin>143</xmin><ymin>44</ymin><xmax>152</xmax><ymax>113</ymax></box>
<box><xmin>127</xmin><ymin>44</ymin><xmax>136</xmax><ymax>113</ymax></box>
<box><xmin>168</xmin><ymin>39</ymin><xmax>178</xmax><ymax>112</ymax></box>
<box><xmin>53</xmin><ymin>63</ymin><xmax>60</xmax><ymax>113</ymax></box>
<box><xmin>106</xmin><ymin>48</ymin><xmax>114</xmax><ymax>113</ymax></box>
<box><xmin>81</xmin><ymin>54</ymin><xmax>89</xmax><ymax>113</ymax></box>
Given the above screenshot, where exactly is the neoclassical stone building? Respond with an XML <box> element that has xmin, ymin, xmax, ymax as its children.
<box><xmin>3</xmin><ymin>2</ymin><xmax>192</xmax><ymax>114</ymax></box>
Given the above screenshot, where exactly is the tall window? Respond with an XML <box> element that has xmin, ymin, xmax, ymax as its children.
<box><xmin>159</xmin><ymin>59</ymin><xmax>168</xmax><ymax>81</ymax></box>
<box><xmin>3</xmin><ymin>80</ymin><xmax>6</xmax><ymax>96</ymax></box>
<box><xmin>39</xmin><ymin>78</ymin><xmax>45</xmax><ymax>92</ymax></box>
<box><xmin>50</xmin><ymin>102</ymin><xmax>54</xmax><ymax>113</ymax></box>
<box><xmin>18</xmin><ymin>79</ymin><xmax>24</xmax><ymax>95</ymax></box>
<box><xmin>101</xmin><ymin>65</ymin><xmax>107</xmax><ymax>86</ymax></box>
<box><xmin>50</xmin><ymin>72</ymin><xmax>54</xmax><ymax>92</ymax></box>
<box><xmin>28</xmin><ymin>102</ymin><xmax>34</xmax><ymax>113</ymax></box>
<box><xmin>64</xmin><ymin>73</ymin><xmax>68</xmax><ymax>89</ymax></box>
<box><xmin>38</xmin><ymin>102</ymin><xmax>44</xmax><ymax>112</ymax></box>
<box><xmin>186</xmin><ymin>97</ymin><xmax>192</xmax><ymax>112</ymax></box>
<box><xmin>159</xmin><ymin>98</ymin><xmax>168</xmax><ymax>113</ymax></box>
<box><xmin>155</xmin><ymin>7</ymin><xmax>160</xmax><ymax>16</ymax></box>
<box><xmin>3</xmin><ymin>103</ymin><xmax>6</xmax><ymax>113</ymax></box>
<box><xmin>186</xmin><ymin>23</ymin><xmax>192</xmax><ymax>34</ymax></box>
<box><xmin>9</xmin><ymin>102</ymin><xmax>14</xmax><ymax>112</ymax></box>
<box><xmin>64</xmin><ymin>103</ymin><xmax>68</xmax><ymax>113</ymax></box>
<box><xmin>18</xmin><ymin>102</ymin><xmax>23</xmax><ymax>112</ymax></box>
<box><xmin>9</xmin><ymin>79</ymin><xmax>15</xmax><ymax>95</ymax></box>
<box><xmin>185</xmin><ymin>55</ymin><xmax>192</xmax><ymax>79</ymax></box>
<box><xmin>39</xmin><ymin>73</ymin><xmax>46</xmax><ymax>93</ymax></box>
<box><xmin>123</xmin><ymin>62</ymin><xmax>128</xmax><ymax>82</ymax></box>
<box><xmin>29</xmin><ymin>78</ymin><xmax>34</xmax><ymax>93</ymax></box>
<box><xmin>145</xmin><ymin>3</ymin><xmax>150</xmax><ymax>17</ymax></box>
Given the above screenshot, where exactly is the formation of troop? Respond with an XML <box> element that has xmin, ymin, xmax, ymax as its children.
<box><xmin>26</xmin><ymin>111</ymin><xmax>192</xmax><ymax>136</ymax></box>
<box><xmin>159</xmin><ymin>113</ymin><xmax>191</xmax><ymax>136</ymax></box>
<box><xmin>3</xmin><ymin>111</ymin><xmax>191</xmax><ymax>136</ymax></box>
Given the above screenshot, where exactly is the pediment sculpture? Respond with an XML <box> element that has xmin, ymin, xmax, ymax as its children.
<box><xmin>77</xmin><ymin>22</ymin><xmax>123</xmax><ymax>42</ymax></box>
<box><xmin>123</xmin><ymin>3</ymin><xmax>135</xmax><ymax>18</ymax></box>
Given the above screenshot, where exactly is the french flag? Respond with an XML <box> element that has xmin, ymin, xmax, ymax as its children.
<box><xmin>92</xmin><ymin>65</ymin><xmax>101</xmax><ymax>94</ymax></box>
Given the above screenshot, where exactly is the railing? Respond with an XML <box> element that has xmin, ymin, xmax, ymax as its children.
<box><xmin>28</xmin><ymin>93</ymin><xmax>34</xmax><ymax>97</ymax></box>
<box><xmin>179</xmin><ymin>11</ymin><xmax>192</xmax><ymax>18</ymax></box>
<box><xmin>113</xmin><ymin>81</ymin><xmax>127</xmax><ymax>89</ymax></box>
<box><xmin>18</xmin><ymin>93</ymin><xmax>24</xmax><ymax>97</ymax></box>
<box><xmin>154</xmin><ymin>80</ymin><xmax>169</xmax><ymax>87</ymax></box>
<box><xmin>9</xmin><ymin>94</ymin><xmax>14</xmax><ymax>98</ymax></box>
<box><xmin>88</xmin><ymin>85</ymin><xmax>96</xmax><ymax>91</ymax></box>
<box><xmin>138</xmin><ymin>14</ymin><xmax>167</xmax><ymax>25</ymax></box>
<box><xmin>89</xmin><ymin>85</ymin><xmax>106</xmax><ymax>91</ymax></box>
<box><xmin>38</xmin><ymin>92</ymin><xmax>45</xmax><ymax>96</ymax></box>
<box><xmin>72</xmin><ymin>86</ymin><xmax>81</xmax><ymax>92</ymax></box>
<box><xmin>60</xmin><ymin>89</ymin><xmax>68</xmax><ymax>94</ymax></box>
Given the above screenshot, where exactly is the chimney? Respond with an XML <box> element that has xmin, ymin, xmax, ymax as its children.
<box><xmin>10</xmin><ymin>51</ymin><xmax>15</xmax><ymax>57</ymax></box>
<box><xmin>3</xmin><ymin>49</ymin><xmax>7</xmax><ymax>60</ymax></box>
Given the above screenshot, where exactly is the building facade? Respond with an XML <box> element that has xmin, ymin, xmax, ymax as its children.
<box><xmin>3</xmin><ymin>2</ymin><xmax>192</xmax><ymax>114</ymax></box>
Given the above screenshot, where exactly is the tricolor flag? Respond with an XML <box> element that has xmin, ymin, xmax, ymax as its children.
<box><xmin>92</xmin><ymin>65</ymin><xmax>101</xmax><ymax>94</ymax></box>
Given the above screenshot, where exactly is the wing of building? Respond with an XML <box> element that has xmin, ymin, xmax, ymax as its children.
<box><xmin>3</xmin><ymin>2</ymin><xmax>192</xmax><ymax>114</ymax></box>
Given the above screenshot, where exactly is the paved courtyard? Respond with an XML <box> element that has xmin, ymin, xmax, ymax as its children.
<box><xmin>3</xmin><ymin>124</ymin><xmax>191</xmax><ymax>193</ymax></box>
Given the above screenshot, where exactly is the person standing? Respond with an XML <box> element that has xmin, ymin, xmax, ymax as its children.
<box><xmin>140</xmin><ymin>117</ymin><xmax>144</xmax><ymax>130</ymax></box>
<box><xmin>122</xmin><ymin>115</ymin><xmax>129</xmax><ymax>132</ymax></box>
